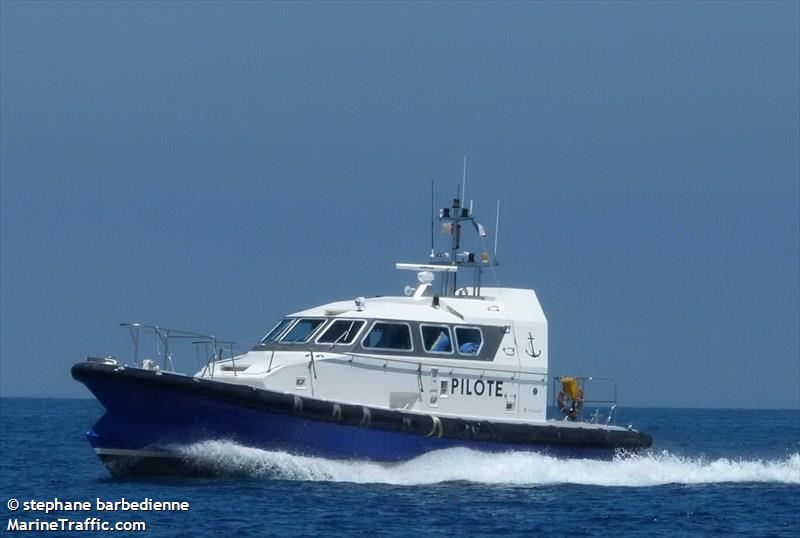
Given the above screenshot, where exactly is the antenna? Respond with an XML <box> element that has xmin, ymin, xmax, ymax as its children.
<box><xmin>430</xmin><ymin>180</ymin><xmax>435</xmax><ymax>257</ymax></box>
<box><xmin>494</xmin><ymin>199</ymin><xmax>501</xmax><ymax>259</ymax></box>
<box><xmin>461</xmin><ymin>155</ymin><xmax>468</xmax><ymax>202</ymax></box>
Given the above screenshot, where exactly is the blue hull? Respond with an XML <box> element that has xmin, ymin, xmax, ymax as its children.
<box><xmin>87</xmin><ymin>376</ymin><xmax>495</xmax><ymax>459</ymax></box>
<box><xmin>72</xmin><ymin>363</ymin><xmax>649</xmax><ymax>475</ymax></box>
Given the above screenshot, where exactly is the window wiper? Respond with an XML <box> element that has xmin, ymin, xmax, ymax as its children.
<box><xmin>329</xmin><ymin>321</ymin><xmax>355</xmax><ymax>349</ymax></box>
<box><xmin>342</xmin><ymin>321</ymin><xmax>355</xmax><ymax>342</ymax></box>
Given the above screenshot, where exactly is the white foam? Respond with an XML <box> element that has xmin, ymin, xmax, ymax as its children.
<box><xmin>175</xmin><ymin>442</ymin><xmax>800</xmax><ymax>486</ymax></box>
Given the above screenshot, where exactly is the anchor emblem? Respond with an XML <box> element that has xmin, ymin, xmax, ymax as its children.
<box><xmin>525</xmin><ymin>332</ymin><xmax>541</xmax><ymax>358</ymax></box>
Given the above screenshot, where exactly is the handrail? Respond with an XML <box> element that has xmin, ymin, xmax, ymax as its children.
<box><xmin>551</xmin><ymin>375</ymin><xmax>618</xmax><ymax>425</ymax></box>
<box><xmin>120</xmin><ymin>322</ymin><xmax>217</xmax><ymax>339</ymax></box>
<box><xmin>343</xmin><ymin>351</ymin><xmax>546</xmax><ymax>379</ymax></box>
<box><xmin>120</xmin><ymin>322</ymin><xmax>242</xmax><ymax>375</ymax></box>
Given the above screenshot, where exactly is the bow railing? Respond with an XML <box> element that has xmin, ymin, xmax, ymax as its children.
<box><xmin>119</xmin><ymin>322</ymin><xmax>243</xmax><ymax>377</ymax></box>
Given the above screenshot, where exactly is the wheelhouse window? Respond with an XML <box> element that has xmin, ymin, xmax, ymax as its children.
<box><xmin>420</xmin><ymin>325</ymin><xmax>453</xmax><ymax>354</ymax></box>
<box><xmin>280</xmin><ymin>318</ymin><xmax>326</xmax><ymax>343</ymax></box>
<box><xmin>261</xmin><ymin>318</ymin><xmax>295</xmax><ymax>343</ymax></box>
<box><xmin>455</xmin><ymin>327</ymin><xmax>483</xmax><ymax>355</ymax></box>
<box><xmin>317</xmin><ymin>319</ymin><xmax>365</xmax><ymax>345</ymax></box>
<box><xmin>362</xmin><ymin>322</ymin><xmax>412</xmax><ymax>351</ymax></box>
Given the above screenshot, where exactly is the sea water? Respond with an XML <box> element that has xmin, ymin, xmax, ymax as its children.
<box><xmin>1</xmin><ymin>399</ymin><xmax>797</xmax><ymax>537</ymax></box>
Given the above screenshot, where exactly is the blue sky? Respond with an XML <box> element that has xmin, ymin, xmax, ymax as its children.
<box><xmin>1</xmin><ymin>1</ymin><xmax>798</xmax><ymax>408</ymax></box>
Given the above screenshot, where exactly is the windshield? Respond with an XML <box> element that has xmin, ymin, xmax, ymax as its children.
<box><xmin>280</xmin><ymin>318</ymin><xmax>326</xmax><ymax>343</ymax></box>
<box><xmin>317</xmin><ymin>319</ymin><xmax>365</xmax><ymax>345</ymax></box>
<box><xmin>261</xmin><ymin>318</ymin><xmax>294</xmax><ymax>343</ymax></box>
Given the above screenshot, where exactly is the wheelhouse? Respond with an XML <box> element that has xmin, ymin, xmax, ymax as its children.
<box><xmin>253</xmin><ymin>316</ymin><xmax>501</xmax><ymax>361</ymax></box>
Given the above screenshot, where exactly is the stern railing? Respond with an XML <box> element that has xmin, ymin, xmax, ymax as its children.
<box><xmin>551</xmin><ymin>375</ymin><xmax>618</xmax><ymax>425</ymax></box>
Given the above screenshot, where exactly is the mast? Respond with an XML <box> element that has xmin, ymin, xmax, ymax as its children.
<box><xmin>429</xmin><ymin>196</ymin><xmax>495</xmax><ymax>296</ymax></box>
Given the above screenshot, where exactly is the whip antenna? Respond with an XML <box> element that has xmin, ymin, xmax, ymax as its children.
<box><xmin>461</xmin><ymin>154</ymin><xmax>468</xmax><ymax>202</ymax></box>
<box><xmin>494</xmin><ymin>199</ymin><xmax>501</xmax><ymax>259</ymax></box>
<box><xmin>430</xmin><ymin>180</ymin><xmax>435</xmax><ymax>257</ymax></box>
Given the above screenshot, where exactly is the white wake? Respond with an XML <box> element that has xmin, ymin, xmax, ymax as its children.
<box><xmin>175</xmin><ymin>442</ymin><xmax>800</xmax><ymax>486</ymax></box>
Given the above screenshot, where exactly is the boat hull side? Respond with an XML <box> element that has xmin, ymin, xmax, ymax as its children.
<box><xmin>72</xmin><ymin>362</ymin><xmax>649</xmax><ymax>476</ymax></box>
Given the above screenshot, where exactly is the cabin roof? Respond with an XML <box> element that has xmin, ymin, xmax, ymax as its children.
<box><xmin>289</xmin><ymin>287</ymin><xmax>546</xmax><ymax>325</ymax></box>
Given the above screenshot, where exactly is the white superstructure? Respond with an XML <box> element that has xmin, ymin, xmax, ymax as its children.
<box><xmin>197</xmin><ymin>196</ymin><xmax>554</xmax><ymax>424</ymax></box>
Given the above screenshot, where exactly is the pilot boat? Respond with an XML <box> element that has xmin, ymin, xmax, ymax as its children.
<box><xmin>72</xmin><ymin>193</ymin><xmax>652</xmax><ymax>476</ymax></box>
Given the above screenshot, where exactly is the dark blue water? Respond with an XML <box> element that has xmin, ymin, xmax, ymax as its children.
<box><xmin>1</xmin><ymin>399</ymin><xmax>798</xmax><ymax>537</ymax></box>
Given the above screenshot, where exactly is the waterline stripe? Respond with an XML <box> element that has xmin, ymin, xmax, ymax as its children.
<box><xmin>95</xmin><ymin>447</ymin><xmax>176</xmax><ymax>458</ymax></box>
